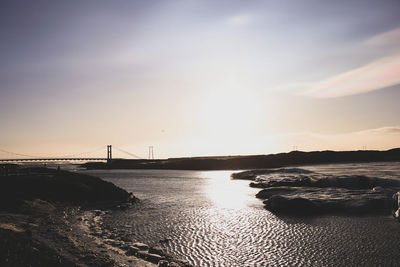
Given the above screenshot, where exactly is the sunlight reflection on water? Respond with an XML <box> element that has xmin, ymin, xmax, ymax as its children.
<box><xmin>202</xmin><ymin>171</ymin><xmax>258</xmax><ymax>209</ymax></box>
<box><xmin>79</xmin><ymin>163</ymin><xmax>400</xmax><ymax>267</ymax></box>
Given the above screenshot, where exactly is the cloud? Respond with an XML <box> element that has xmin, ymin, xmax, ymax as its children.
<box><xmin>302</xmin><ymin>53</ymin><xmax>400</xmax><ymax>98</ymax></box>
<box><xmin>226</xmin><ymin>14</ymin><xmax>252</xmax><ymax>26</ymax></box>
<box><xmin>298</xmin><ymin>28</ymin><xmax>400</xmax><ymax>98</ymax></box>
<box><xmin>367</xmin><ymin>27</ymin><xmax>400</xmax><ymax>48</ymax></box>
<box><xmin>359</xmin><ymin>126</ymin><xmax>400</xmax><ymax>135</ymax></box>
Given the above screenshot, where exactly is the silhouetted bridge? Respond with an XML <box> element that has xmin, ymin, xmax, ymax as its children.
<box><xmin>0</xmin><ymin>145</ymin><xmax>143</xmax><ymax>163</ymax></box>
<box><xmin>0</xmin><ymin>158</ymin><xmax>107</xmax><ymax>162</ymax></box>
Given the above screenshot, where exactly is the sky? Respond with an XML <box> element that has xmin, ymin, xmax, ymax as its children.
<box><xmin>1</xmin><ymin>0</ymin><xmax>400</xmax><ymax>159</ymax></box>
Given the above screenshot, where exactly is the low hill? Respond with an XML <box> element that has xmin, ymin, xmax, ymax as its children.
<box><xmin>83</xmin><ymin>148</ymin><xmax>400</xmax><ymax>170</ymax></box>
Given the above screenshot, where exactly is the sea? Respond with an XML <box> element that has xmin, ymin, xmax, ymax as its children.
<box><xmin>72</xmin><ymin>162</ymin><xmax>400</xmax><ymax>267</ymax></box>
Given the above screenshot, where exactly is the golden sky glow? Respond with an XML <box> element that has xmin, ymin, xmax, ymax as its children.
<box><xmin>1</xmin><ymin>1</ymin><xmax>400</xmax><ymax>158</ymax></box>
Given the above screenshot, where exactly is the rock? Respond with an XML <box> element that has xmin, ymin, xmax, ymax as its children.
<box><xmin>121</xmin><ymin>243</ymin><xmax>132</xmax><ymax>250</ymax></box>
<box><xmin>105</xmin><ymin>239</ymin><xmax>122</xmax><ymax>247</ymax></box>
<box><xmin>146</xmin><ymin>253</ymin><xmax>165</xmax><ymax>264</ymax></box>
<box><xmin>392</xmin><ymin>192</ymin><xmax>400</xmax><ymax>221</ymax></box>
<box><xmin>131</xmin><ymin>242</ymin><xmax>149</xmax><ymax>250</ymax></box>
<box><xmin>116</xmin><ymin>240</ymin><xmax>125</xmax><ymax>248</ymax></box>
<box><xmin>125</xmin><ymin>246</ymin><xmax>139</xmax><ymax>256</ymax></box>
<box><xmin>149</xmin><ymin>246</ymin><xmax>165</xmax><ymax>256</ymax></box>
<box><xmin>231</xmin><ymin>171</ymin><xmax>258</xmax><ymax>180</ymax></box>
<box><xmin>318</xmin><ymin>177</ymin><xmax>339</xmax><ymax>187</ymax></box>
<box><xmin>128</xmin><ymin>249</ymin><xmax>166</xmax><ymax>264</ymax></box>
<box><xmin>158</xmin><ymin>260</ymin><xmax>169</xmax><ymax>267</ymax></box>
<box><xmin>264</xmin><ymin>196</ymin><xmax>321</xmax><ymax>215</ymax></box>
<box><xmin>394</xmin><ymin>209</ymin><xmax>400</xmax><ymax>221</ymax></box>
<box><xmin>372</xmin><ymin>186</ymin><xmax>385</xmax><ymax>193</ymax></box>
<box><xmin>232</xmin><ymin>168</ymin><xmax>400</xmax><ymax>217</ymax></box>
<box><xmin>255</xmin><ymin>187</ymin><xmax>295</xmax><ymax>199</ymax></box>
<box><xmin>0</xmin><ymin>223</ymin><xmax>24</xmax><ymax>233</ymax></box>
<box><xmin>249</xmin><ymin>182</ymin><xmax>266</xmax><ymax>188</ymax></box>
<box><xmin>337</xmin><ymin>176</ymin><xmax>373</xmax><ymax>189</ymax></box>
<box><xmin>136</xmin><ymin>250</ymin><xmax>148</xmax><ymax>259</ymax></box>
<box><xmin>394</xmin><ymin>192</ymin><xmax>400</xmax><ymax>207</ymax></box>
<box><xmin>372</xmin><ymin>186</ymin><xmax>396</xmax><ymax>196</ymax></box>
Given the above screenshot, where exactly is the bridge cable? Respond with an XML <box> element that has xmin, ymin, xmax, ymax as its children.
<box><xmin>113</xmin><ymin>146</ymin><xmax>143</xmax><ymax>159</ymax></box>
<box><xmin>0</xmin><ymin>146</ymin><xmax>107</xmax><ymax>159</ymax></box>
<box><xmin>59</xmin><ymin>146</ymin><xmax>107</xmax><ymax>158</ymax></box>
<box><xmin>0</xmin><ymin>148</ymin><xmax>41</xmax><ymax>159</ymax></box>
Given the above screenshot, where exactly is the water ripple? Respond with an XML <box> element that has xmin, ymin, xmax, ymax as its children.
<box><xmin>82</xmin><ymin>165</ymin><xmax>400</xmax><ymax>266</ymax></box>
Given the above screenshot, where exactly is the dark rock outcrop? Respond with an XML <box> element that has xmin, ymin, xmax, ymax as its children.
<box><xmin>264</xmin><ymin>196</ymin><xmax>321</xmax><ymax>215</ymax></box>
<box><xmin>247</xmin><ymin>174</ymin><xmax>400</xmax><ymax>190</ymax></box>
<box><xmin>255</xmin><ymin>187</ymin><xmax>295</xmax><ymax>199</ymax></box>
<box><xmin>234</xmin><ymin>168</ymin><xmax>400</xmax><ymax>216</ymax></box>
<box><xmin>0</xmin><ymin>167</ymin><xmax>137</xmax><ymax>211</ymax></box>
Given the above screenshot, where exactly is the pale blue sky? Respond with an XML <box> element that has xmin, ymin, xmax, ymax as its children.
<box><xmin>1</xmin><ymin>0</ymin><xmax>400</xmax><ymax>158</ymax></box>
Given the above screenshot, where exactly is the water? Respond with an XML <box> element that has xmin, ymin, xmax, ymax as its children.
<box><xmin>79</xmin><ymin>162</ymin><xmax>400</xmax><ymax>266</ymax></box>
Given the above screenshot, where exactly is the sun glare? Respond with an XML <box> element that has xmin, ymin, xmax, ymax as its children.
<box><xmin>203</xmin><ymin>171</ymin><xmax>258</xmax><ymax>209</ymax></box>
<box><xmin>200</xmin><ymin>86</ymin><xmax>260</xmax><ymax>138</ymax></box>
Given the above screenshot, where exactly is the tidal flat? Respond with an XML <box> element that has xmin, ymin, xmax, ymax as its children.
<box><xmin>2</xmin><ymin>162</ymin><xmax>400</xmax><ymax>266</ymax></box>
<box><xmin>81</xmin><ymin>162</ymin><xmax>400</xmax><ymax>266</ymax></box>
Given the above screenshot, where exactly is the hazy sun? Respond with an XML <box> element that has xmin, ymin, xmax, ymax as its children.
<box><xmin>201</xmin><ymin>86</ymin><xmax>259</xmax><ymax>138</ymax></box>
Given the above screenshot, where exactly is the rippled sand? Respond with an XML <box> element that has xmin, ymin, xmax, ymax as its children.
<box><xmin>103</xmin><ymin>206</ymin><xmax>400</xmax><ymax>266</ymax></box>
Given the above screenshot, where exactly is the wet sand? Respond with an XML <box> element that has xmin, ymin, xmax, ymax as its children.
<box><xmin>0</xmin><ymin>167</ymin><xmax>191</xmax><ymax>267</ymax></box>
<box><xmin>0</xmin><ymin>199</ymin><xmax>160</xmax><ymax>266</ymax></box>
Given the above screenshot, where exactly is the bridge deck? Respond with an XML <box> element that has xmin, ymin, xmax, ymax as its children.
<box><xmin>0</xmin><ymin>158</ymin><xmax>107</xmax><ymax>162</ymax></box>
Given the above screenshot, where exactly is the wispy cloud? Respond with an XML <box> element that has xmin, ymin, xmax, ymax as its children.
<box><xmin>303</xmin><ymin>54</ymin><xmax>400</xmax><ymax>98</ymax></box>
<box><xmin>301</xmin><ymin>27</ymin><xmax>400</xmax><ymax>98</ymax></box>
<box><xmin>359</xmin><ymin>126</ymin><xmax>400</xmax><ymax>135</ymax></box>
<box><xmin>367</xmin><ymin>27</ymin><xmax>400</xmax><ymax>47</ymax></box>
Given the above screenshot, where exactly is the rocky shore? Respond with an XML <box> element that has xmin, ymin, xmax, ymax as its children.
<box><xmin>0</xmin><ymin>167</ymin><xmax>193</xmax><ymax>267</ymax></box>
<box><xmin>232</xmin><ymin>168</ymin><xmax>400</xmax><ymax>216</ymax></box>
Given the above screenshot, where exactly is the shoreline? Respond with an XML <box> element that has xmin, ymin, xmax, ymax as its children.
<box><xmin>3</xmin><ymin>164</ymin><xmax>400</xmax><ymax>266</ymax></box>
<box><xmin>81</xmin><ymin>148</ymin><xmax>400</xmax><ymax>171</ymax></box>
<box><xmin>0</xmin><ymin>167</ymin><xmax>193</xmax><ymax>267</ymax></box>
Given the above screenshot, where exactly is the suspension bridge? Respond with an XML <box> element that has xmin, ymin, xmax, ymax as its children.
<box><xmin>0</xmin><ymin>145</ymin><xmax>143</xmax><ymax>162</ymax></box>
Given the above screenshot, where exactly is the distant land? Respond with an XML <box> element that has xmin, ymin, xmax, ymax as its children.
<box><xmin>83</xmin><ymin>148</ymin><xmax>400</xmax><ymax>170</ymax></box>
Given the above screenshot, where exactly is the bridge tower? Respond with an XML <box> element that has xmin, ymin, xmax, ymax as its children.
<box><xmin>107</xmin><ymin>145</ymin><xmax>112</xmax><ymax>162</ymax></box>
<box><xmin>148</xmin><ymin>146</ymin><xmax>154</xmax><ymax>160</ymax></box>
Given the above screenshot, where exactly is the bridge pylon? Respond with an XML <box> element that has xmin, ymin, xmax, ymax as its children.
<box><xmin>107</xmin><ymin>145</ymin><xmax>112</xmax><ymax>163</ymax></box>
